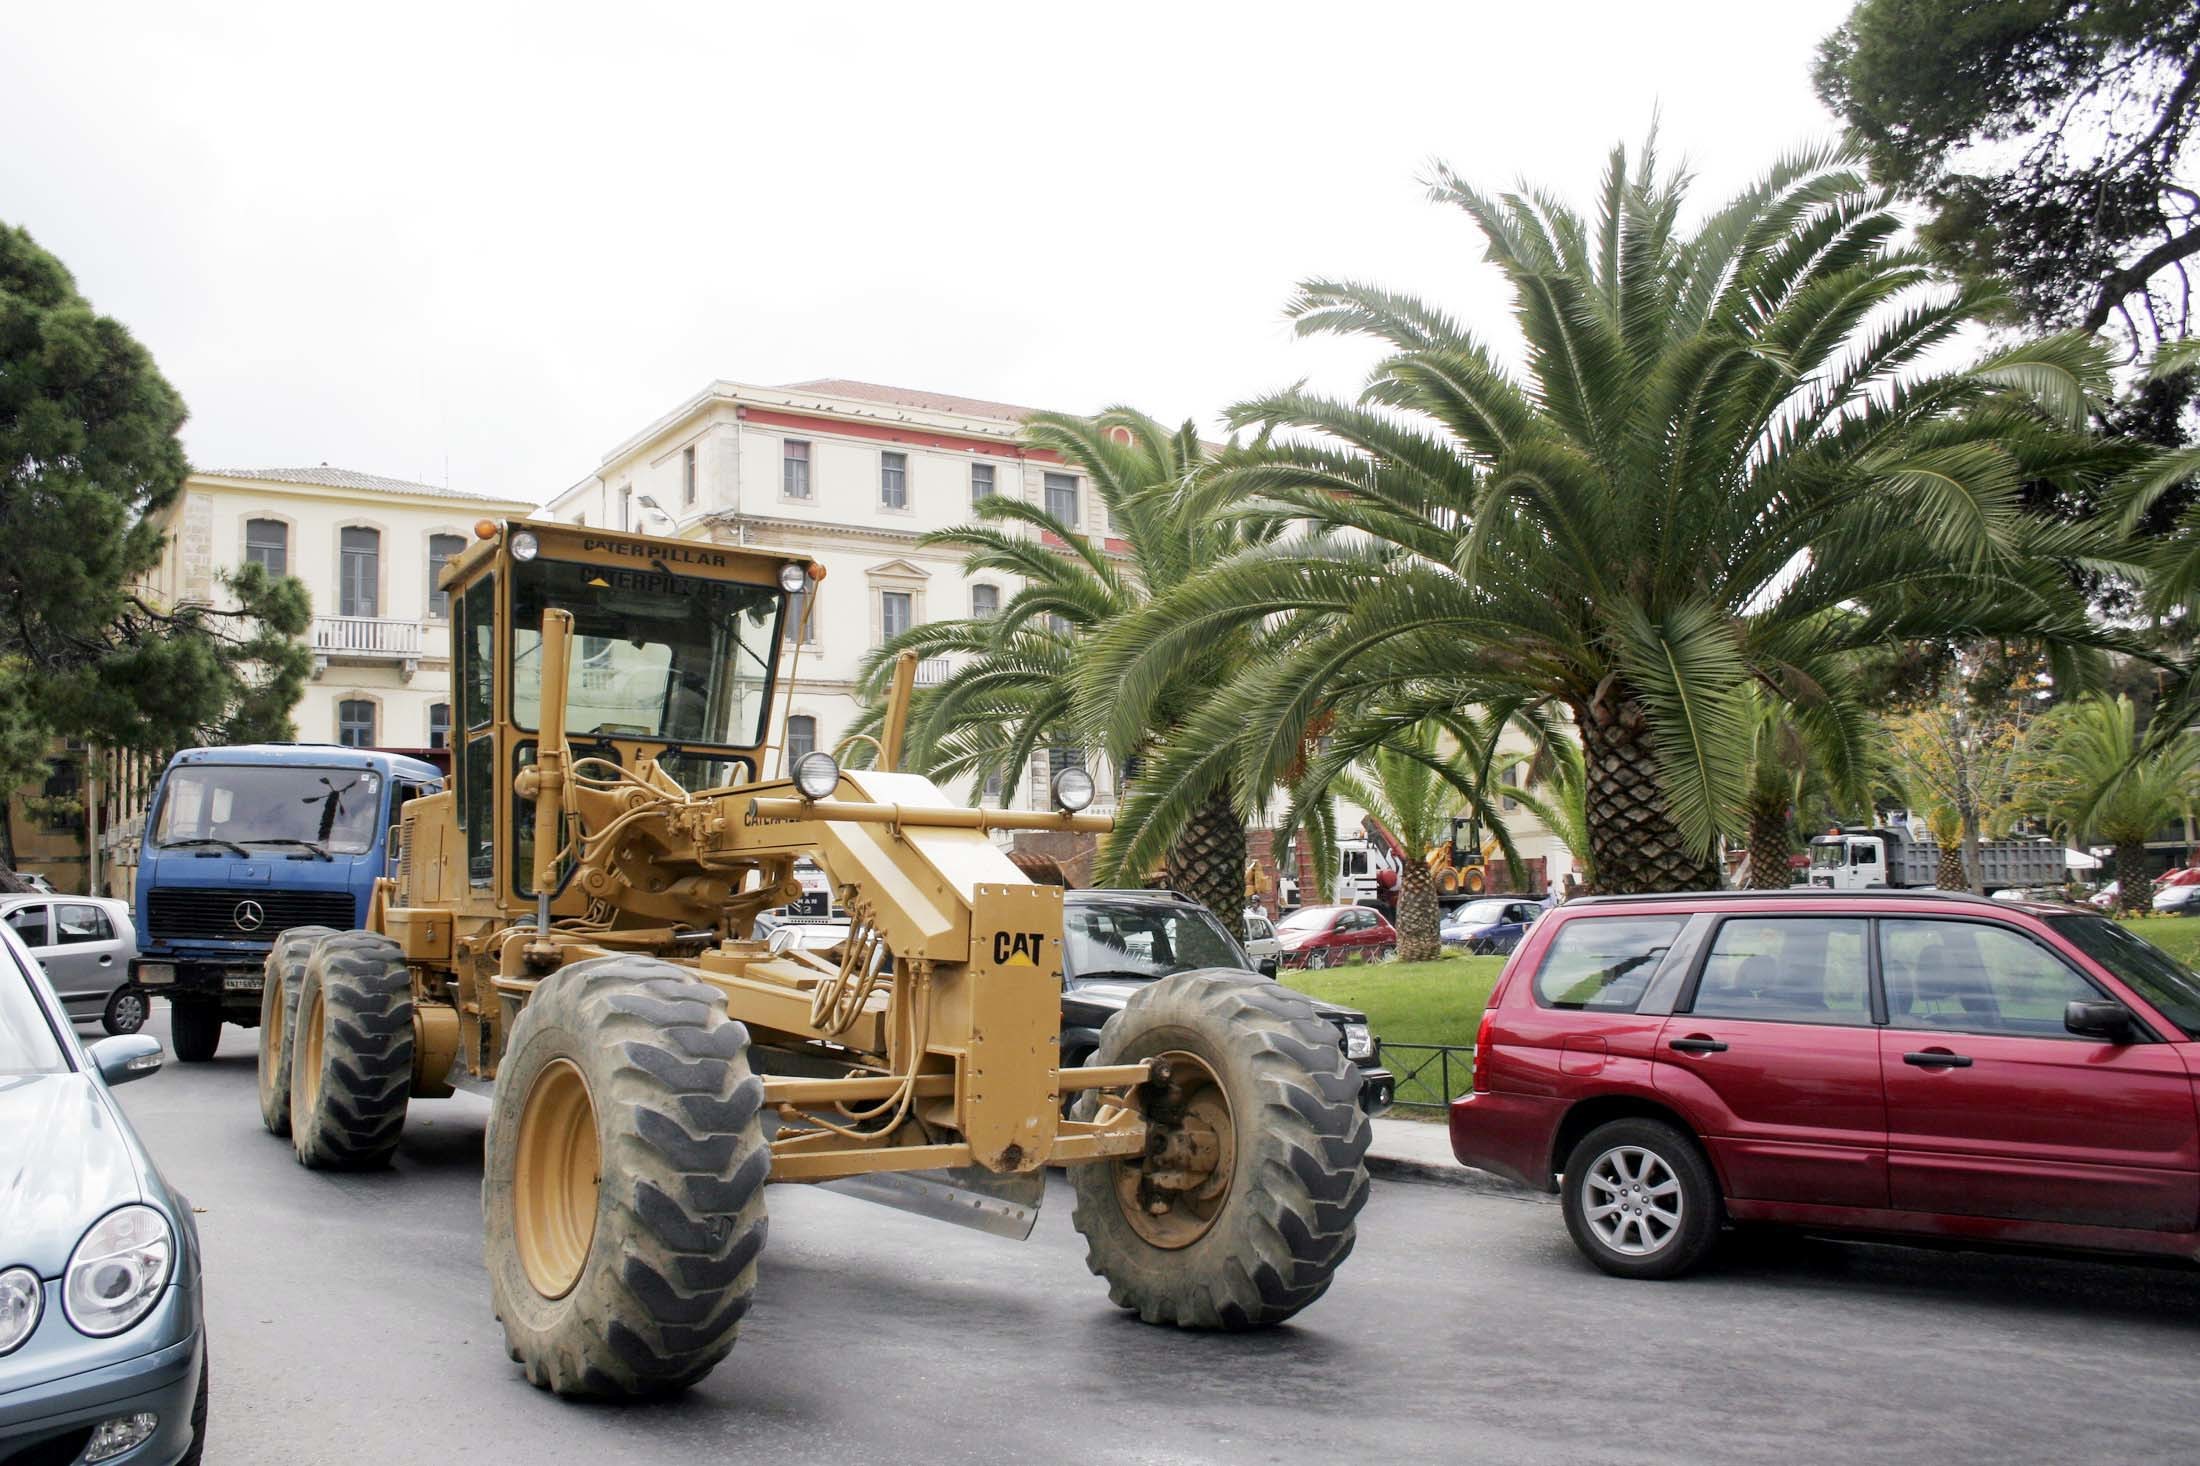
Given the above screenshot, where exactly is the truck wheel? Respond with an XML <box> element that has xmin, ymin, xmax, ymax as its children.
<box><xmin>257</xmin><ymin>925</ymin><xmax>338</xmax><ymax>1137</ymax></box>
<box><xmin>169</xmin><ymin>998</ymin><xmax>223</xmax><ymax>1063</ymax></box>
<box><xmin>1070</xmin><ymin>970</ymin><xmax>1370</xmax><ymax>1329</ymax></box>
<box><xmin>289</xmin><ymin>932</ymin><xmax>414</xmax><ymax>1170</ymax></box>
<box><xmin>484</xmin><ymin>956</ymin><xmax>769</xmax><ymax>1400</ymax></box>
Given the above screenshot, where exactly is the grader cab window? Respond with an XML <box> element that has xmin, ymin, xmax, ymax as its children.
<box><xmin>510</xmin><ymin>558</ymin><xmax>781</xmax><ymax>749</ymax></box>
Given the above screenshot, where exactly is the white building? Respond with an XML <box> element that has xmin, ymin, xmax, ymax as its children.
<box><xmin>546</xmin><ymin>379</ymin><xmax>1111</xmax><ymax>807</ymax></box>
<box><xmin>144</xmin><ymin>466</ymin><xmax>535</xmax><ymax>750</ymax></box>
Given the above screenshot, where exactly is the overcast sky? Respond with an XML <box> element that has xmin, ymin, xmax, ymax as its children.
<box><xmin>2</xmin><ymin>1</ymin><xmax>1853</xmax><ymax>505</ymax></box>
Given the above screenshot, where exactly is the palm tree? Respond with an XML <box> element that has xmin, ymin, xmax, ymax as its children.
<box><xmin>1292</xmin><ymin>718</ymin><xmax>1522</xmax><ymax>961</ymax></box>
<box><xmin>1088</xmin><ymin>137</ymin><xmax>2129</xmax><ymax>894</ymax></box>
<box><xmin>852</xmin><ymin>408</ymin><xmax>1277</xmax><ymax>939</ymax></box>
<box><xmin>2031</xmin><ymin>694</ymin><xmax>2198</xmax><ymax>913</ymax></box>
<box><xmin>1737</xmin><ymin>687</ymin><xmax>1871</xmax><ymax>890</ymax></box>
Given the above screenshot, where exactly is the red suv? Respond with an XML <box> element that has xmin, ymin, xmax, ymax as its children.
<box><xmin>1450</xmin><ymin>891</ymin><xmax>2200</xmax><ymax>1278</ymax></box>
<box><xmin>1277</xmin><ymin>904</ymin><xmax>1398</xmax><ymax>969</ymax></box>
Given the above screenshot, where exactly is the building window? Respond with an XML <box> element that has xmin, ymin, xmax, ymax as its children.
<box><xmin>245</xmin><ymin>518</ymin><xmax>288</xmax><ymax>577</ymax></box>
<box><xmin>338</xmin><ymin>699</ymin><xmax>376</xmax><ymax>748</ymax></box>
<box><xmin>428</xmin><ymin>702</ymin><xmax>451</xmax><ymax>750</ymax></box>
<box><xmin>971</xmin><ymin>584</ymin><xmax>999</xmax><ymax>619</ymax></box>
<box><xmin>880</xmin><ymin>451</ymin><xmax>908</xmax><ymax>509</ymax></box>
<box><xmin>620</xmin><ymin>485</ymin><xmax>632</xmax><ymax>531</ymax></box>
<box><xmin>1044</xmin><ymin>471</ymin><xmax>1079</xmax><ymax>526</ymax></box>
<box><xmin>787</xmin><ymin>715</ymin><xmax>817</xmax><ymax>763</ymax></box>
<box><xmin>983</xmin><ymin>770</ymin><xmax>1003</xmax><ymax>803</ymax></box>
<box><xmin>880</xmin><ymin>590</ymin><xmax>913</xmax><ymax>643</ymax></box>
<box><xmin>339</xmin><ymin>527</ymin><xmax>379</xmax><ymax>617</ymax></box>
<box><xmin>426</xmin><ymin>533</ymin><xmax>465</xmax><ymax>618</ymax></box>
<box><xmin>682</xmin><ymin>444</ymin><xmax>697</xmax><ymax>506</ymax></box>
<box><xmin>785</xmin><ymin>573</ymin><xmax>817</xmax><ymax>644</ymax></box>
<box><xmin>971</xmin><ymin>462</ymin><xmax>995</xmax><ymax>503</ymax></box>
<box><xmin>783</xmin><ymin>440</ymin><xmax>811</xmax><ymax>500</ymax></box>
<box><xmin>1049</xmin><ymin>743</ymin><xmax>1086</xmax><ymax>777</ymax></box>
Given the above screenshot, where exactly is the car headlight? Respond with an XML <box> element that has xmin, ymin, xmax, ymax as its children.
<box><xmin>792</xmin><ymin>751</ymin><xmax>841</xmax><ymax>801</ymax></box>
<box><xmin>1051</xmin><ymin>766</ymin><xmax>1095</xmax><ymax>812</ymax></box>
<box><xmin>509</xmin><ymin>529</ymin><xmax>539</xmax><ymax>561</ymax></box>
<box><xmin>64</xmin><ymin>1206</ymin><xmax>173</xmax><ymax>1338</ymax></box>
<box><xmin>1340</xmin><ymin>1023</ymin><xmax>1375</xmax><ymax>1061</ymax></box>
<box><xmin>0</xmin><ymin>1267</ymin><xmax>40</xmax><ymax>1355</ymax></box>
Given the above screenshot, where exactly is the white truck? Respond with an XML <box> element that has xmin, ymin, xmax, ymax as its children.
<box><xmin>1805</xmin><ymin>825</ymin><xmax>2065</xmax><ymax>894</ymax></box>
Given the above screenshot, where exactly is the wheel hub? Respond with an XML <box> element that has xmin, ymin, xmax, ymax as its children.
<box><xmin>1118</xmin><ymin>1051</ymin><xmax>1235</xmax><ymax>1249</ymax></box>
<box><xmin>298</xmin><ymin>985</ymin><xmax>324</xmax><ymax>1114</ymax></box>
<box><xmin>513</xmin><ymin>1058</ymin><xmax>601</xmax><ymax>1299</ymax></box>
<box><xmin>1583</xmin><ymin>1144</ymin><xmax>1682</xmax><ymax>1257</ymax></box>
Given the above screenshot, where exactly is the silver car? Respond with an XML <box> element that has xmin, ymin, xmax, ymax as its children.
<box><xmin>0</xmin><ymin>895</ymin><xmax>144</xmax><ymax>1034</ymax></box>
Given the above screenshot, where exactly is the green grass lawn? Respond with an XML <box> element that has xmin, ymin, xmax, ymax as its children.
<box><xmin>2119</xmin><ymin>914</ymin><xmax>2200</xmax><ymax>966</ymax></box>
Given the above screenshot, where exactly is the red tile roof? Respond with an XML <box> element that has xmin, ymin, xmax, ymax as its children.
<box><xmin>777</xmin><ymin>378</ymin><xmax>1041</xmax><ymax>423</ymax></box>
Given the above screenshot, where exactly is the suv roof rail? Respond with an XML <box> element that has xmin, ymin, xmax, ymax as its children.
<box><xmin>1568</xmin><ymin>887</ymin><xmax>2017</xmax><ymax>909</ymax></box>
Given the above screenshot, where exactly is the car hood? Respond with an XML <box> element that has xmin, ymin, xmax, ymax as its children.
<box><xmin>0</xmin><ymin>1073</ymin><xmax>145</xmax><ymax>1276</ymax></box>
<box><xmin>1064</xmin><ymin>970</ymin><xmax>1367</xmax><ymax>1025</ymax></box>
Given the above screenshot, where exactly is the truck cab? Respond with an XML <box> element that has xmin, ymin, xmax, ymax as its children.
<box><xmin>1807</xmin><ymin>832</ymin><xmax>1886</xmax><ymax>891</ymax></box>
<box><xmin>132</xmin><ymin>743</ymin><xmax>443</xmax><ymax>1059</ymax></box>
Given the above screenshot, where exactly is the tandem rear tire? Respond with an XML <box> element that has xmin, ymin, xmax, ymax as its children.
<box><xmin>169</xmin><ymin>999</ymin><xmax>223</xmax><ymax>1063</ymax></box>
<box><xmin>289</xmin><ymin>931</ymin><xmax>414</xmax><ymax>1170</ymax></box>
<box><xmin>258</xmin><ymin>925</ymin><xmax>338</xmax><ymax>1137</ymax></box>
<box><xmin>484</xmin><ymin>956</ymin><xmax>770</xmax><ymax>1400</ymax></box>
<box><xmin>1070</xmin><ymin>970</ymin><xmax>1371</xmax><ymax>1329</ymax></box>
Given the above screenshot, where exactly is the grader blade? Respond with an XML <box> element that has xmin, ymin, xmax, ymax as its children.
<box><xmin>820</xmin><ymin>1163</ymin><xmax>1046</xmax><ymax>1241</ymax></box>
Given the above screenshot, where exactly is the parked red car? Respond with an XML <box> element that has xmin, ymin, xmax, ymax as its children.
<box><xmin>1276</xmin><ymin>904</ymin><xmax>1398</xmax><ymax>969</ymax></box>
<box><xmin>1450</xmin><ymin>890</ymin><xmax>2200</xmax><ymax>1278</ymax></box>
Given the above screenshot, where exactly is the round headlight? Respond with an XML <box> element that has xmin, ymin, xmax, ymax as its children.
<box><xmin>0</xmin><ymin>1267</ymin><xmax>40</xmax><ymax>1355</ymax></box>
<box><xmin>778</xmin><ymin>562</ymin><xmax>808</xmax><ymax>593</ymax></box>
<box><xmin>510</xmin><ymin>530</ymin><xmax>539</xmax><ymax>562</ymax></box>
<box><xmin>792</xmin><ymin>751</ymin><xmax>841</xmax><ymax>802</ymax></box>
<box><xmin>64</xmin><ymin>1206</ymin><xmax>173</xmax><ymax>1339</ymax></box>
<box><xmin>1051</xmin><ymin>766</ymin><xmax>1096</xmax><ymax>812</ymax></box>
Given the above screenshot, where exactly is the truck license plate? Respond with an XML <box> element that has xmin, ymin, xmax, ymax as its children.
<box><xmin>224</xmin><ymin>974</ymin><xmax>263</xmax><ymax>992</ymax></box>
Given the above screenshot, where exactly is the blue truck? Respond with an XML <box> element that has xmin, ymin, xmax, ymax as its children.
<box><xmin>129</xmin><ymin>743</ymin><xmax>444</xmax><ymax>1061</ymax></box>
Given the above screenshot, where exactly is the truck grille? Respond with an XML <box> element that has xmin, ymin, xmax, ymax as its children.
<box><xmin>148</xmin><ymin>888</ymin><xmax>357</xmax><ymax>941</ymax></box>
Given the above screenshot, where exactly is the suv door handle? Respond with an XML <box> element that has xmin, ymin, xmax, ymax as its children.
<box><xmin>1903</xmin><ymin>1050</ymin><xmax>1973</xmax><ymax>1069</ymax></box>
<box><xmin>1668</xmin><ymin>1036</ymin><xmax>1728</xmax><ymax>1054</ymax></box>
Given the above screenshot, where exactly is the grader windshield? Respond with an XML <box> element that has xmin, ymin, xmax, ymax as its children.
<box><xmin>510</xmin><ymin>555</ymin><xmax>781</xmax><ymax>757</ymax></box>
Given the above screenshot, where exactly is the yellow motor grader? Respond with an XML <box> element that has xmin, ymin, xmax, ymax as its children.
<box><xmin>252</xmin><ymin>518</ymin><xmax>1371</xmax><ymax>1400</ymax></box>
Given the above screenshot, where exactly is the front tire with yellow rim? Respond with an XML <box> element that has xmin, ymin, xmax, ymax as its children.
<box><xmin>258</xmin><ymin>925</ymin><xmax>338</xmax><ymax>1137</ymax></box>
<box><xmin>483</xmin><ymin>956</ymin><xmax>769</xmax><ymax>1400</ymax></box>
<box><xmin>1070</xmin><ymin>970</ymin><xmax>1371</xmax><ymax>1329</ymax></box>
<box><xmin>288</xmin><ymin>931</ymin><xmax>414</xmax><ymax>1169</ymax></box>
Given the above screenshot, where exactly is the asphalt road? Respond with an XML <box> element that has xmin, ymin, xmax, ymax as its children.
<box><xmin>90</xmin><ymin>1009</ymin><xmax>2200</xmax><ymax>1466</ymax></box>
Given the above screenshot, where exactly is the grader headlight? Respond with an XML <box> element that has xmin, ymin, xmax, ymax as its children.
<box><xmin>792</xmin><ymin>751</ymin><xmax>841</xmax><ymax>801</ymax></box>
<box><xmin>510</xmin><ymin>530</ymin><xmax>540</xmax><ymax>561</ymax></box>
<box><xmin>777</xmin><ymin>562</ymin><xmax>808</xmax><ymax>593</ymax></box>
<box><xmin>1051</xmin><ymin>766</ymin><xmax>1096</xmax><ymax>813</ymax></box>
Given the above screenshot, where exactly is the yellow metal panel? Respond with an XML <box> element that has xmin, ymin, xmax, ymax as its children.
<box><xmin>384</xmin><ymin>908</ymin><xmax>454</xmax><ymax>963</ymax></box>
<box><xmin>958</xmin><ymin>882</ymin><xmax>1064</xmax><ymax>1173</ymax></box>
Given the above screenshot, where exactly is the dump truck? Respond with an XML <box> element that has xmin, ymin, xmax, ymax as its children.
<box><xmin>252</xmin><ymin>518</ymin><xmax>1371</xmax><ymax>1400</ymax></box>
<box><xmin>1804</xmin><ymin>824</ymin><xmax>2066</xmax><ymax>894</ymax></box>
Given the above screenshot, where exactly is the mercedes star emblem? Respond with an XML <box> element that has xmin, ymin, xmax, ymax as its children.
<box><xmin>233</xmin><ymin>899</ymin><xmax>266</xmax><ymax>932</ymax></box>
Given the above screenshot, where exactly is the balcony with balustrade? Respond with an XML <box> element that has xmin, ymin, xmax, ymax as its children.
<box><xmin>311</xmin><ymin>615</ymin><xmax>427</xmax><ymax>681</ymax></box>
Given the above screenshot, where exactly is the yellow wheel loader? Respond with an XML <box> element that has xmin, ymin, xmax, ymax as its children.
<box><xmin>253</xmin><ymin>519</ymin><xmax>1371</xmax><ymax>1399</ymax></box>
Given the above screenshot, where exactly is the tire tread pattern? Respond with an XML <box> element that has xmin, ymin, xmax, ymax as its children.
<box><xmin>291</xmin><ymin>931</ymin><xmax>414</xmax><ymax>1170</ymax></box>
<box><xmin>258</xmin><ymin>924</ymin><xmax>337</xmax><ymax>1137</ymax></box>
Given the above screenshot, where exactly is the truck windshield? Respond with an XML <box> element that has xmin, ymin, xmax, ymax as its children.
<box><xmin>153</xmin><ymin>765</ymin><xmax>383</xmax><ymax>856</ymax></box>
<box><xmin>1809</xmin><ymin>842</ymin><xmax>1845</xmax><ymax>869</ymax></box>
<box><xmin>1064</xmin><ymin>901</ymin><xmax>1247</xmax><ymax>980</ymax></box>
<box><xmin>2044</xmin><ymin>915</ymin><xmax>2200</xmax><ymax>1040</ymax></box>
<box><xmin>512</xmin><ymin>558</ymin><xmax>781</xmax><ymax>749</ymax></box>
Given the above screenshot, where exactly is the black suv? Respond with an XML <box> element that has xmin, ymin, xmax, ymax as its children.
<box><xmin>1060</xmin><ymin>888</ymin><xmax>1395</xmax><ymax>1113</ymax></box>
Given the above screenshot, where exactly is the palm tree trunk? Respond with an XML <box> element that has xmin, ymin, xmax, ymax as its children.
<box><xmin>1166</xmin><ymin>782</ymin><xmax>1248</xmax><ymax>944</ymax></box>
<box><xmin>2115</xmin><ymin>843</ymin><xmax>2152</xmax><ymax>914</ymax></box>
<box><xmin>1935</xmin><ymin>843</ymin><xmax>1968</xmax><ymax>892</ymax></box>
<box><xmin>1577</xmin><ymin>689</ymin><xmax>1722</xmax><ymax>894</ymax></box>
<box><xmin>1395</xmin><ymin>859</ymin><xmax>1441</xmax><ymax>961</ymax></box>
<box><xmin>1744</xmin><ymin>798</ymin><xmax>1794</xmax><ymax>890</ymax></box>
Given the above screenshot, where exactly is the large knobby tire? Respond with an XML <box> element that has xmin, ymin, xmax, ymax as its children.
<box><xmin>1560</xmin><ymin>1117</ymin><xmax>1721</xmax><ymax>1280</ymax></box>
<box><xmin>289</xmin><ymin>932</ymin><xmax>414</xmax><ymax>1170</ymax></box>
<box><xmin>169</xmin><ymin>998</ymin><xmax>223</xmax><ymax>1063</ymax></box>
<box><xmin>484</xmin><ymin>956</ymin><xmax>769</xmax><ymax>1400</ymax></box>
<box><xmin>1070</xmin><ymin>970</ymin><xmax>1370</xmax><ymax>1329</ymax></box>
<box><xmin>258</xmin><ymin>925</ymin><xmax>338</xmax><ymax>1137</ymax></box>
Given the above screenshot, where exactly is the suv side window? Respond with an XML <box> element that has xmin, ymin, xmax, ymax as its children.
<box><xmin>1881</xmin><ymin>918</ymin><xmax>2103</xmax><ymax>1038</ymax></box>
<box><xmin>1687</xmin><ymin>917</ymin><xmax>1871</xmax><ymax>1026</ymax></box>
<box><xmin>1532</xmin><ymin>916</ymin><xmax>1684</xmax><ymax>1012</ymax></box>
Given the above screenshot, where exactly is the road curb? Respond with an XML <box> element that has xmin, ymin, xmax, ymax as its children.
<box><xmin>1366</xmin><ymin>1153</ymin><xmax>1547</xmax><ymax>1199</ymax></box>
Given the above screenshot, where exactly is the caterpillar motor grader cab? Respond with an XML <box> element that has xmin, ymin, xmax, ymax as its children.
<box><xmin>252</xmin><ymin>518</ymin><xmax>1371</xmax><ymax>1400</ymax></box>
